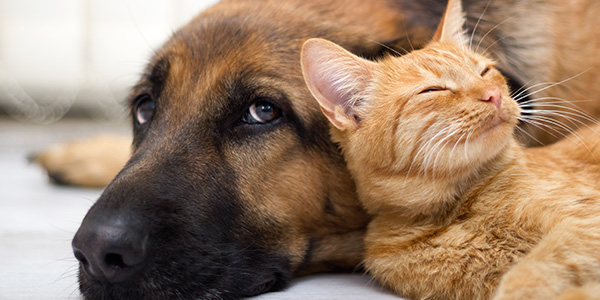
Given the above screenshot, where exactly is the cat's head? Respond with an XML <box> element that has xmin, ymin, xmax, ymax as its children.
<box><xmin>301</xmin><ymin>0</ymin><xmax>521</xmax><ymax>180</ymax></box>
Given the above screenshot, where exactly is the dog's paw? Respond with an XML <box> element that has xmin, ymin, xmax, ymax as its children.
<box><xmin>31</xmin><ymin>134</ymin><xmax>131</xmax><ymax>188</ymax></box>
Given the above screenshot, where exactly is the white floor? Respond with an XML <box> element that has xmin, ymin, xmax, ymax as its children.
<box><xmin>0</xmin><ymin>118</ymin><xmax>402</xmax><ymax>300</ymax></box>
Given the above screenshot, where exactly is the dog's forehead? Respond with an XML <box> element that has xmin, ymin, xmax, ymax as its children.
<box><xmin>152</xmin><ymin>20</ymin><xmax>313</xmax><ymax>116</ymax></box>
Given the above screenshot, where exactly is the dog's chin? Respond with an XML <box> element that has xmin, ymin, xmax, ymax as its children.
<box><xmin>77</xmin><ymin>255</ymin><xmax>291</xmax><ymax>300</ymax></box>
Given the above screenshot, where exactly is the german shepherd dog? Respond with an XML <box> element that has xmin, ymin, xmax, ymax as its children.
<box><xmin>40</xmin><ymin>0</ymin><xmax>600</xmax><ymax>299</ymax></box>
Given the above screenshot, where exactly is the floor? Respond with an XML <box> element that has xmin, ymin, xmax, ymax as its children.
<box><xmin>0</xmin><ymin>117</ymin><xmax>401</xmax><ymax>300</ymax></box>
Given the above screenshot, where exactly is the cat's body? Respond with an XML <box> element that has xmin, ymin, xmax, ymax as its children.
<box><xmin>366</xmin><ymin>132</ymin><xmax>600</xmax><ymax>299</ymax></box>
<box><xmin>301</xmin><ymin>0</ymin><xmax>600</xmax><ymax>299</ymax></box>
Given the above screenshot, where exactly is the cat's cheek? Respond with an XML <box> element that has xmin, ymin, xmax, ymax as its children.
<box><xmin>499</xmin><ymin>98</ymin><xmax>520</xmax><ymax>123</ymax></box>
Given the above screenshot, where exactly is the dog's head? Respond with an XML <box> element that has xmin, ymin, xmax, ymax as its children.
<box><xmin>71</xmin><ymin>0</ymin><xmax>437</xmax><ymax>299</ymax></box>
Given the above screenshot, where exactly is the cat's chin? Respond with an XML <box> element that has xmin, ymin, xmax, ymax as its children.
<box><xmin>476</xmin><ymin>111</ymin><xmax>517</xmax><ymax>140</ymax></box>
<box><xmin>466</xmin><ymin>120</ymin><xmax>516</xmax><ymax>161</ymax></box>
<box><xmin>486</xmin><ymin>122</ymin><xmax>513</xmax><ymax>141</ymax></box>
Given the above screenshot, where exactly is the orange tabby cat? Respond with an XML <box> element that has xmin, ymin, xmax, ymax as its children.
<box><xmin>301</xmin><ymin>0</ymin><xmax>600</xmax><ymax>299</ymax></box>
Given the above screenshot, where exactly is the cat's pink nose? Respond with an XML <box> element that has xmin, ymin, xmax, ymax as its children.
<box><xmin>479</xmin><ymin>87</ymin><xmax>502</xmax><ymax>110</ymax></box>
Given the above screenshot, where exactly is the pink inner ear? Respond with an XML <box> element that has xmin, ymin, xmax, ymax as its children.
<box><xmin>302</xmin><ymin>39</ymin><xmax>372</xmax><ymax>129</ymax></box>
<box><xmin>304</xmin><ymin>50</ymin><xmax>356</xmax><ymax>112</ymax></box>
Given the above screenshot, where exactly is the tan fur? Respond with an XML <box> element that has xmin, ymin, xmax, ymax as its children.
<box><xmin>302</xmin><ymin>0</ymin><xmax>600</xmax><ymax>298</ymax></box>
<box><xmin>556</xmin><ymin>283</ymin><xmax>600</xmax><ymax>300</ymax></box>
<box><xmin>31</xmin><ymin>0</ymin><xmax>600</xmax><ymax>292</ymax></box>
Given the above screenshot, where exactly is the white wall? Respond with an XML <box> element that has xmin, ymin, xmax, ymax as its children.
<box><xmin>0</xmin><ymin>0</ymin><xmax>219</xmax><ymax>123</ymax></box>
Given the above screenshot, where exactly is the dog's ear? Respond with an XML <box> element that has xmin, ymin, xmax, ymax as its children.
<box><xmin>430</xmin><ymin>0</ymin><xmax>468</xmax><ymax>46</ymax></box>
<box><xmin>301</xmin><ymin>38</ymin><xmax>376</xmax><ymax>131</ymax></box>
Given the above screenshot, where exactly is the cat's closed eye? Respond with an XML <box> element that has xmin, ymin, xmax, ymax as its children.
<box><xmin>419</xmin><ymin>87</ymin><xmax>447</xmax><ymax>94</ymax></box>
<box><xmin>481</xmin><ymin>66</ymin><xmax>492</xmax><ymax>77</ymax></box>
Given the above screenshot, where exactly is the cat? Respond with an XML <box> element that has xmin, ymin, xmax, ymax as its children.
<box><xmin>301</xmin><ymin>0</ymin><xmax>600</xmax><ymax>299</ymax></box>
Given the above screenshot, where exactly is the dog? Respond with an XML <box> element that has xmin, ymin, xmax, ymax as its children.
<box><xmin>35</xmin><ymin>0</ymin><xmax>600</xmax><ymax>299</ymax></box>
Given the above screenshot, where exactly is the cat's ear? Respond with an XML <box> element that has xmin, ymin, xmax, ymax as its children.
<box><xmin>431</xmin><ymin>0</ymin><xmax>468</xmax><ymax>46</ymax></box>
<box><xmin>301</xmin><ymin>38</ymin><xmax>375</xmax><ymax>131</ymax></box>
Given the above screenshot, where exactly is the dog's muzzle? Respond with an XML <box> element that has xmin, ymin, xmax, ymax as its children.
<box><xmin>72</xmin><ymin>211</ymin><xmax>148</xmax><ymax>283</ymax></box>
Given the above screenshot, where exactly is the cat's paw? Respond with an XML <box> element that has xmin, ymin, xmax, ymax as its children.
<box><xmin>555</xmin><ymin>283</ymin><xmax>600</xmax><ymax>300</ymax></box>
<box><xmin>31</xmin><ymin>134</ymin><xmax>131</xmax><ymax>188</ymax></box>
<box><xmin>492</xmin><ymin>268</ymin><xmax>562</xmax><ymax>300</ymax></box>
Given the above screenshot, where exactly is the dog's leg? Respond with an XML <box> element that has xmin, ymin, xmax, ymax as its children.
<box><xmin>32</xmin><ymin>134</ymin><xmax>130</xmax><ymax>188</ymax></box>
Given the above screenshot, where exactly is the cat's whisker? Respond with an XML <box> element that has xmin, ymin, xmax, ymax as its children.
<box><xmin>450</xmin><ymin>132</ymin><xmax>468</xmax><ymax>158</ymax></box>
<box><xmin>520</xmin><ymin>114</ymin><xmax>577</xmax><ymax>132</ymax></box>
<box><xmin>509</xmin><ymin>76</ymin><xmax>541</xmax><ymax>100</ymax></box>
<box><xmin>464</xmin><ymin>130</ymin><xmax>474</xmax><ymax>162</ymax></box>
<box><xmin>519</xmin><ymin>101</ymin><xmax>598</xmax><ymax>123</ymax></box>
<box><xmin>515</xmin><ymin>68</ymin><xmax>592</xmax><ymax>101</ymax></box>
<box><xmin>521</xmin><ymin>100</ymin><xmax>600</xmax><ymax>126</ymax></box>
<box><xmin>367</xmin><ymin>39</ymin><xmax>410</xmax><ymax>56</ymax></box>
<box><xmin>469</xmin><ymin>0</ymin><xmax>492</xmax><ymax>51</ymax></box>
<box><xmin>518</xmin><ymin>118</ymin><xmax>562</xmax><ymax>140</ymax></box>
<box><xmin>518</xmin><ymin>96</ymin><xmax>583</xmax><ymax>107</ymax></box>
<box><xmin>518</xmin><ymin>97</ymin><xmax>598</xmax><ymax>125</ymax></box>
<box><xmin>512</xmin><ymin>81</ymin><xmax>558</xmax><ymax>101</ymax></box>
<box><xmin>430</xmin><ymin>127</ymin><xmax>463</xmax><ymax>176</ymax></box>
<box><xmin>521</xmin><ymin>115</ymin><xmax>582</xmax><ymax>142</ymax></box>
<box><xmin>525</xmin><ymin>108</ymin><xmax>599</xmax><ymax>127</ymax></box>
<box><xmin>522</xmin><ymin>115</ymin><xmax>599</xmax><ymax>162</ymax></box>
<box><xmin>416</xmin><ymin>130</ymin><xmax>450</xmax><ymax>178</ymax></box>
<box><xmin>475</xmin><ymin>17</ymin><xmax>515</xmax><ymax>54</ymax></box>
<box><xmin>514</xmin><ymin>126</ymin><xmax>545</xmax><ymax>147</ymax></box>
<box><xmin>405</xmin><ymin>130</ymin><xmax>442</xmax><ymax>183</ymax></box>
<box><xmin>411</xmin><ymin>125</ymin><xmax>455</xmax><ymax>179</ymax></box>
<box><xmin>479</xmin><ymin>36</ymin><xmax>508</xmax><ymax>58</ymax></box>
<box><xmin>426</xmin><ymin>126</ymin><xmax>460</xmax><ymax>167</ymax></box>
<box><xmin>522</xmin><ymin>114</ymin><xmax>600</xmax><ymax>152</ymax></box>
<box><xmin>398</xmin><ymin>18</ymin><xmax>415</xmax><ymax>52</ymax></box>
<box><xmin>518</xmin><ymin>98</ymin><xmax>597</xmax><ymax>107</ymax></box>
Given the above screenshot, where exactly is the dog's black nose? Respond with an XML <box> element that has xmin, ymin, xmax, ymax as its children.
<box><xmin>72</xmin><ymin>216</ymin><xmax>148</xmax><ymax>283</ymax></box>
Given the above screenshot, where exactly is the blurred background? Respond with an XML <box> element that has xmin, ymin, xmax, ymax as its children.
<box><xmin>0</xmin><ymin>1</ymin><xmax>221</xmax><ymax>298</ymax></box>
<box><xmin>0</xmin><ymin>0</ymin><xmax>218</xmax><ymax>124</ymax></box>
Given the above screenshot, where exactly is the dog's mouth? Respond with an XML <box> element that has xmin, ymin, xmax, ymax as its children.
<box><xmin>75</xmin><ymin>241</ymin><xmax>292</xmax><ymax>300</ymax></box>
<box><xmin>72</xmin><ymin>179</ymin><xmax>293</xmax><ymax>300</ymax></box>
<box><xmin>77</xmin><ymin>269</ymin><xmax>288</xmax><ymax>300</ymax></box>
<box><xmin>240</xmin><ymin>270</ymin><xmax>288</xmax><ymax>297</ymax></box>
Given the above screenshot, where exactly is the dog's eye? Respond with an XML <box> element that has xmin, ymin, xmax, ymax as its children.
<box><xmin>242</xmin><ymin>100</ymin><xmax>281</xmax><ymax>124</ymax></box>
<box><xmin>134</xmin><ymin>95</ymin><xmax>155</xmax><ymax>125</ymax></box>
